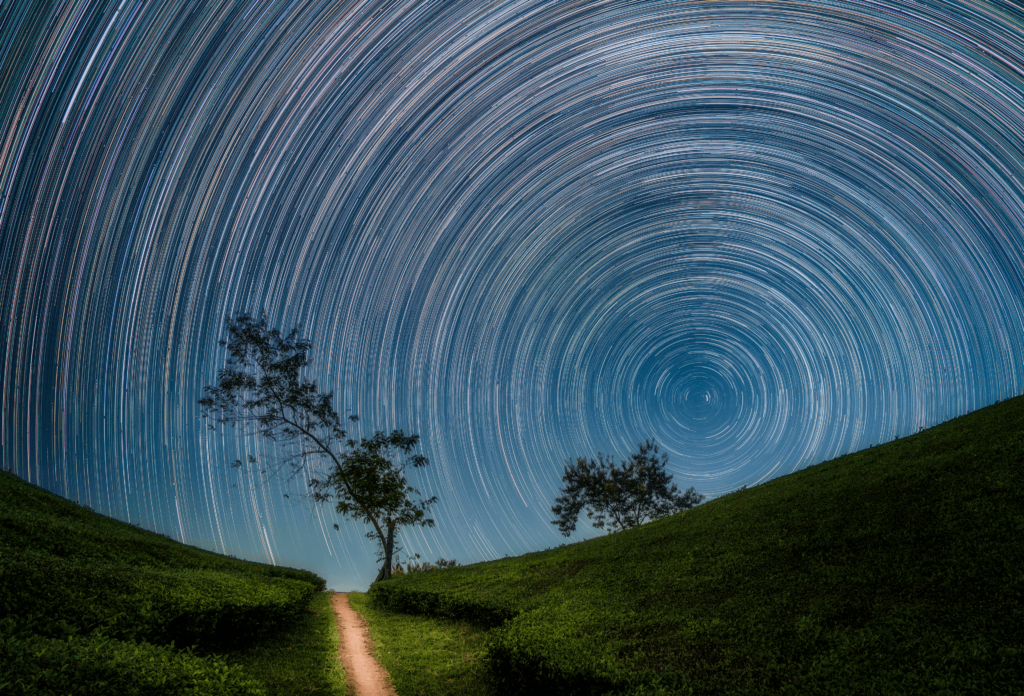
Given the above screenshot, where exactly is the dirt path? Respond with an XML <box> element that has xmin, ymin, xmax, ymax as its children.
<box><xmin>331</xmin><ymin>592</ymin><xmax>396</xmax><ymax>696</ymax></box>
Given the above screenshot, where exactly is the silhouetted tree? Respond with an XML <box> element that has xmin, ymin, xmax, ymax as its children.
<box><xmin>392</xmin><ymin>553</ymin><xmax>460</xmax><ymax>575</ymax></box>
<box><xmin>198</xmin><ymin>313</ymin><xmax>435</xmax><ymax>582</ymax></box>
<box><xmin>551</xmin><ymin>440</ymin><xmax>703</xmax><ymax>536</ymax></box>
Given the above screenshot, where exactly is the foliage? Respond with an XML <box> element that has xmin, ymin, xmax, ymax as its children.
<box><xmin>392</xmin><ymin>554</ymin><xmax>460</xmax><ymax>576</ymax></box>
<box><xmin>0</xmin><ymin>471</ymin><xmax>323</xmax><ymax>590</ymax></box>
<box><xmin>315</xmin><ymin>430</ymin><xmax>438</xmax><ymax>582</ymax></box>
<box><xmin>370</xmin><ymin>584</ymin><xmax>516</xmax><ymax>628</ymax></box>
<box><xmin>348</xmin><ymin>592</ymin><xmax>494</xmax><ymax>696</ymax></box>
<box><xmin>0</xmin><ymin>470</ymin><xmax>337</xmax><ymax>696</ymax></box>
<box><xmin>370</xmin><ymin>395</ymin><xmax>1024</xmax><ymax>695</ymax></box>
<box><xmin>551</xmin><ymin>440</ymin><xmax>704</xmax><ymax>536</ymax></box>
<box><xmin>2</xmin><ymin>554</ymin><xmax>316</xmax><ymax>649</ymax></box>
<box><xmin>0</xmin><ymin>618</ymin><xmax>266</xmax><ymax>696</ymax></box>
<box><xmin>198</xmin><ymin>313</ymin><xmax>436</xmax><ymax>581</ymax></box>
<box><xmin>220</xmin><ymin>592</ymin><xmax>345</xmax><ymax>696</ymax></box>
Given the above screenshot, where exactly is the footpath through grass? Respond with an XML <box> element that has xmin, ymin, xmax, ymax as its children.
<box><xmin>348</xmin><ymin>592</ymin><xmax>492</xmax><ymax>696</ymax></box>
<box><xmin>370</xmin><ymin>395</ymin><xmax>1024</xmax><ymax>695</ymax></box>
<box><xmin>0</xmin><ymin>470</ymin><xmax>344</xmax><ymax>696</ymax></box>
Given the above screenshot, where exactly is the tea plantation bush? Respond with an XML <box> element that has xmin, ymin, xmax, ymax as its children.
<box><xmin>370</xmin><ymin>582</ymin><xmax>516</xmax><ymax>628</ymax></box>
<box><xmin>370</xmin><ymin>395</ymin><xmax>1024</xmax><ymax>695</ymax></box>
<box><xmin>2</xmin><ymin>552</ymin><xmax>316</xmax><ymax>649</ymax></box>
<box><xmin>0</xmin><ymin>473</ymin><xmax>323</xmax><ymax>591</ymax></box>
<box><xmin>0</xmin><ymin>618</ymin><xmax>265</xmax><ymax>696</ymax></box>
<box><xmin>0</xmin><ymin>471</ymin><xmax>328</xmax><ymax>696</ymax></box>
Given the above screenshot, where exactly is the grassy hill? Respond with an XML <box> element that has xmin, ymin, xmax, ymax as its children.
<box><xmin>0</xmin><ymin>471</ymin><xmax>342</xmax><ymax>695</ymax></box>
<box><xmin>370</xmin><ymin>395</ymin><xmax>1024</xmax><ymax>695</ymax></box>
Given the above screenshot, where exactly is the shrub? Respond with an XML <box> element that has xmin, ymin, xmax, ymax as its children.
<box><xmin>0</xmin><ymin>470</ymin><xmax>331</xmax><ymax>695</ymax></box>
<box><xmin>369</xmin><ymin>583</ymin><xmax>515</xmax><ymax>628</ymax></box>
<box><xmin>0</xmin><ymin>471</ymin><xmax>324</xmax><ymax>594</ymax></box>
<box><xmin>2</xmin><ymin>553</ymin><xmax>316</xmax><ymax>650</ymax></box>
<box><xmin>396</xmin><ymin>554</ymin><xmax>460</xmax><ymax>574</ymax></box>
<box><xmin>369</xmin><ymin>395</ymin><xmax>1024</xmax><ymax>695</ymax></box>
<box><xmin>0</xmin><ymin>618</ymin><xmax>266</xmax><ymax>696</ymax></box>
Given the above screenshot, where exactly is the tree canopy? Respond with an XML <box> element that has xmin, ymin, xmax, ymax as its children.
<box><xmin>198</xmin><ymin>313</ymin><xmax>435</xmax><ymax>582</ymax></box>
<box><xmin>551</xmin><ymin>440</ymin><xmax>703</xmax><ymax>536</ymax></box>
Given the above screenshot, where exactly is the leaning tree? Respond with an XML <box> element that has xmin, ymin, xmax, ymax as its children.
<box><xmin>551</xmin><ymin>439</ymin><xmax>704</xmax><ymax>536</ymax></box>
<box><xmin>198</xmin><ymin>313</ymin><xmax>435</xmax><ymax>582</ymax></box>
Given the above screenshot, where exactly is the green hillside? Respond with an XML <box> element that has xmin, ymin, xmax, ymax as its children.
<box><xmin>0</xmin><ymin>471</ymin><xmax>341</xmax><ymax>696</ymax></box>
<box><xmin>371</xmin><ymin>396</ymin><xmax>1024</xmax><ymax>695</ymax></box>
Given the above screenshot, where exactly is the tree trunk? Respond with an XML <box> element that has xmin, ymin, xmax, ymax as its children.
<box><xmin>372</xmin><ymin>522</ymin><xmax>396</xmax><ymax>583</ymax></box>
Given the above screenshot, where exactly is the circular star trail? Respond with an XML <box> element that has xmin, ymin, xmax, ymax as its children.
<box><xmin>2</xmin><ymin>0</ymin><xmax>1023</xmax><ymax>589</ymax></box>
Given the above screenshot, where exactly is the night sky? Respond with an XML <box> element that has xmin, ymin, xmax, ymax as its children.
<box><xmin>3</xmin><ymin>0</ymin><xmax>1024</xmax><ymax>590</ymax></box>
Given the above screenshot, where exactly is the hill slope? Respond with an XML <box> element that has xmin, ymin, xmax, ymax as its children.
<box><xmin>0</xmin><ymin>470</ymin><xmax>328</xmax><ymax>695</ymax></box>
<box><xmin>371</xmin><ymin>396</ymin><xmax>1024</xmax><ymax>695</ymax></box>
<box><xmin>0</xmin><ymin>468</ymin><xmax>324</xmax><ymax>575</ymax></box>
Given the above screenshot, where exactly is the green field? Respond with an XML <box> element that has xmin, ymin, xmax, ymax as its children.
<box><xmin>369</xmin><ymin>395</ymin><xmax>1024</xmax><ymax>695</ymax></box>
<box><xmin>0</xmin><ymin>470</ymin><xmax>345</xmax><ymax>696</ymax></box>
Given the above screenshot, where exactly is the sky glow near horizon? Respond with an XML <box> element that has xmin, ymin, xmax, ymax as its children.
<box><xmin>2</xmin><ymin>0</ymin><xmax>1024</xmax><ymax>589</ymax></box>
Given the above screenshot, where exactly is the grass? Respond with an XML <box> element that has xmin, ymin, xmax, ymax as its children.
<box><xmin>348</xmin><ymin>592</ymin><xmax>493</xmax><ymax>696</ymax></box>
<box><xmin>0</xmin><ymin>470</ymin><xmax>322</xmax><ymax>584</ymax></box>
<box><xmin>369</xmin><ymin>395</ymin><xmax>1024</xmax><ymax>695</ymax></box>
<box><xmin>222</xmin><ymin>591</ymin><xmax>346</xmax><ymax>696</ymax></box>
<box><xmin>0</xmin><ymin>470</ymin><xmax>343</xmax><ymax>696</ymax></box>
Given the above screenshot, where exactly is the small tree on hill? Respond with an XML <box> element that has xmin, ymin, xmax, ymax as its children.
<box><xmin>551</xmin><ymin>440</ymin><xmax>703</xmax><ymax>536</ymax></box>
<box><xmin>198</xmin><ymin>313</ymin><xmax>436</xmax><ymax>582</ymax></box>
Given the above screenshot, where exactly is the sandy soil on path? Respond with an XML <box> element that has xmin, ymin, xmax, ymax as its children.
<box><xmin>331</xmin><ymin>592</ymin><xmax>397</xmax><ymax>696</ymax></box>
